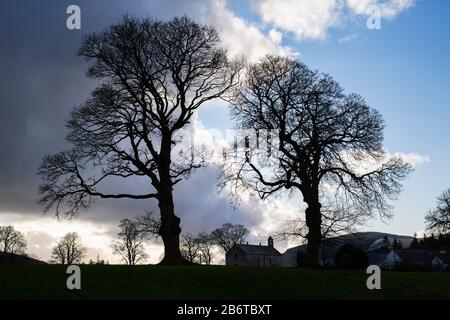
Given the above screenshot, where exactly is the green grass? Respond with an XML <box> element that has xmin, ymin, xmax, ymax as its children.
<box><xmin>0</xmin><ymin>264</ymin><xmax>449</xmax><ymax>300</ymax></box>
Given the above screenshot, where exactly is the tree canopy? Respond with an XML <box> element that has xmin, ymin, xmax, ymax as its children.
<box><xmin>425</xmin><ymin>189</ymin><xmax>450</xmax><ymax>234</ymax></box>
<box><xmin>222</xmin><ymin>55</ymin><xmax>412</xmax><ymax>266</ymax></box>
<box><xmin>0</xmin><ymin>225</ymin><xmax>27</xmax><ymax>256</ymax></box>
<box><xmin>38</xmin><ymin>16</ymin><xmax>242</xmax><ymax>265</ymax></box>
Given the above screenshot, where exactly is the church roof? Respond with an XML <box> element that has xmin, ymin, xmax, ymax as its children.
<box><xmin>231</xmin><ymin>244</ymin><xmax>281</xmax><ymax>256</ymax></box>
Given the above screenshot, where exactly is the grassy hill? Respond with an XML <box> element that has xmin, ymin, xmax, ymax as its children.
<box><xmin>0</xmin><ymin>264</ymin><xmax>449</xmax><ymax>300</ymax></box>
<box><xmin>0</xmin><ymin>252</ymin><xmax>47</xmax><ymax>265</ymax></box>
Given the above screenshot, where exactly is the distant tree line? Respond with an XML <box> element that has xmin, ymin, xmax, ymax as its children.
<box><xmin>0</xmin><ymin>219</ymin><xmax>249</xmax><ymax>265</ymax></box>
<box><xmin>410</xmin><ymin>188</ymin><xmax>450</xmax><ymax>251</ymax></box>
<box><xmin>0</xmin><ymin>225</ymin><xmax>27</xmax><ymax>256</ymax></box>
<box><xmin>410</xmin><ymin>233</ymin><xmax>450</xmax><ymax>251</ymax></box>
<box><xmin>51</xmin><ymin>232</ymin><xmax>87</xmax><ymax>264</ymax></box>
<box><xmin>110</xmin><ymin>211</ymin><xmax>250</xmax><ymax>265</ymax></box>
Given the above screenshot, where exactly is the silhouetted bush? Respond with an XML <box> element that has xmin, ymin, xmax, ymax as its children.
<box><xmin>296</xmin><ymin>252</ymin><xmax>308</xmax><ymax>268</ymax></box>
<box><xmin>334</xmin><ymin>244</ymin><xmax>368</xmax><ymax>270</ymax></box>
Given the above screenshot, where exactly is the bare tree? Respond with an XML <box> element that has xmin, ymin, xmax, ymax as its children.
<box><xmin>180</xmin><ymin>233</ymin><xmax>200</xmax><ymax>263</ymax></box>
<box><xmin>276</xmin><ymin>195</ymin><xmax>367</xmax><ymax>243</ymax></box>
<box><xmin>197</xmin><ymin>232</ymin><xmax>214</xmax><ymax>265</ymax></box>
<box><xmin>425</xmin><ymin>189</ymin><xmax>450</xmax><ymax>234</ymax></box>
<box><xmin>180</xmin><ymin>232</ymin><xmax>215</xmax><ymax>264</ymax></box>
<box><xmin>0</xmin><ymin>226</ymin><xmax>27</xmax><ymax>255</ymax></box>
<box><xmin>222</xmin><ymin>55</ymin><xmax>412</xmax><ymax>267</ymax></box>
<box><xmin>51</xmin><ymin>242</ymin><xmax>67</xmax><ymax>264</ymax></box>
<box><xmin>38</xmin><ymin>16</ymin><xmax>242</xmax><ymax>265</ymax></box>
<box><xmin>136</xmin><ymin>210</ymin><xmax>161</xmax><ymax>239</ymax></box>
<box><xmin>211</xmin><ymin>223</ymin><xmax>249</xmax><ymax>253</ymax></box>
<box><xmin>111</xmin><ymin>218</ymin><xmax>149</xmax><ymax>265</ymax></box>
<box><xmin>275</xmin><ymin>199</ymin><xmax>370</xmax><ymax>264</ymax></box>
<box><xmin>51</xmin><ymin>232</ymin><xmax>87</xmax><ymax>264</ymax></box>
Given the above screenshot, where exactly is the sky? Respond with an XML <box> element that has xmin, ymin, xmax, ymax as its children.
<box><xmin>0</xmin><ymin>0</ymin><xmax>449</xmax><ymax>264</ymax></box>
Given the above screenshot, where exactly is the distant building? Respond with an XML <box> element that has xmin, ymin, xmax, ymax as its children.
<box><xmin>277</xmin><ymin>232</ymin><xmax>450</xmax><ymax>271</ymax></box>
<box><xmin>281</xmin><ymin>232</ymin><xmax>414</xmax><ymax>267</ymax></box>
<box><xmin>367</xmin><ymin>250</ymin><xmax>402</xmax><ymax>269</ymax></box>
<box><xmin>225</xmin><ymin>236</ymin><xmax>282</xmax><ymax>267</ymax></box>
<box><xmin>432</xmin><ymin>252</ymin><xmax>450</xmax><ymax>271</ymax></box>
<box><xmin>368</xmin><ymin>249</ymin><xmax>450</xmax><ymax>271</ymax></box>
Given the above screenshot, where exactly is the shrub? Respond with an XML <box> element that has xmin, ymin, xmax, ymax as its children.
<box><xmin>334</xmin><ymin>244</ymin><xmax>368</xmax><ymax>270</ymax></box>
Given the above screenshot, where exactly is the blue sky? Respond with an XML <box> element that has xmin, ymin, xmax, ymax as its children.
<box><xmin>0</xmin><ymin>0</ymin><xmax>448</xmax><ymax>262</ymax></box>
<box><xmin>199</xmin><ymin>0</ymin><xmax>450</xmax><ymax>236</ymax></box>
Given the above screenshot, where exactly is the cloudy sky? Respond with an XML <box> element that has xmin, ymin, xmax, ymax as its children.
<box><xmin>0</xmin><ymin>0</ymin><xmax>449</xmax><ymax>264</ymax></box>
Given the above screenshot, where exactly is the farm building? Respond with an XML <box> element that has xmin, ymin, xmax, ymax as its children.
<box><xmin>225</xmin><ymin>237</ymin><xmax>282</xmax><ymax>267</ymax></box>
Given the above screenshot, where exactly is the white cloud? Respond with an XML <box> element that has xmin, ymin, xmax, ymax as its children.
<box><xmin>338</xmin><ymin>33</ymin><xmax>358</xmax><ymax>43</ymax></box>
<box><xmin>337</xmin><ymin>149</ymin><xmax>429</xmax><ymax>176</ymax></box>
<box><xmin>394</xmin><ymin>152</ymin><xmax>430</xmax><ymax>167</ymax></box>
<box><xmin>346</xmin><ymin>0</ymin><xmax>415</xmax><ymax>19</ymax></box>
<box><xmin>199</xmin><ymin>0</ymin><xmax>299</xmax><ymax>61</ymax></box>
<box><xmin>250</xmin><ymin>0</ymin><xmax>415</xmax><ymax>40</ymax></box>
<box><xmin>252</xmin><ymin>0</ymin><xmax>342</xmax><ymax>40</ymax></box>
<box><xmin>268</xmin><ymin>29</ymin><xmax>283</xmax><ymax>44</ymax></box>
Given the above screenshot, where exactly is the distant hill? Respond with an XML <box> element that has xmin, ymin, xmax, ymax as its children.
<box><xmin>0</xmin><ymin>252</ymin><xmax>47</xmax><ymax>264</ymax></box>
<box><xmin>322</xmin><ymin>231</ymin><xmax>413</xmax><ymax>251</ymax></box>
<box><xmin>282</xmin><ymin>231</ymin><xmax>413</xmax><ymax>266</ymax></box>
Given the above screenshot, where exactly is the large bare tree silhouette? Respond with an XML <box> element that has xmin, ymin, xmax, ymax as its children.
<box><xmin>221</xmin><ymin>55</ymin><xmax>412</xmax><ymax>267</ymax></box>
<box><xmin>38</xmin><ymin>16</ymin><xmax>241</xmax><ymax>265</ymax></box>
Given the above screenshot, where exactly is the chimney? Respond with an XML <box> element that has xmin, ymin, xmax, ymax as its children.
<box><xmin>268</xmin><ymin>236</ymin><xmax>273</xmax><ymax>247</ymax></box>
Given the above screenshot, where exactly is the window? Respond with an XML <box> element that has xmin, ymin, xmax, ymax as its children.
<box><xmin>234</xmin><ymin>253</ymin><xmax>238</xmax><ymax>260</ymax></box>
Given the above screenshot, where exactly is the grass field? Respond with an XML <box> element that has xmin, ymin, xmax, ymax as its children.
<box><xmin>0</xmin><ymin>265</ymin><xmax>449</xmax><ymax>300</ymax></box>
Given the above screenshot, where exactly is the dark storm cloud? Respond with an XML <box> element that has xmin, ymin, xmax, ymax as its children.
<box><xmin>0</xmin><ymin>0</ymin><xmax>193</xmax><ymax>210</ymax></box>
<box><xmin>72</xmin><ymin>166</ymin><xmax>263</xmax><ymax>232</ymax></box>
<box><xmin>0</xmin><ymin>0</ymin><xmax>267</xmax><ymax>236</ymax></box>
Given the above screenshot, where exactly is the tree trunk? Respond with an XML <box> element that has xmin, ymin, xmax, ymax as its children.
<box><xmin>157</xmin><ymin>132</ymin><xmax>190</xmax><ymax>265</ymax></box>
<box><xmin>158</xmin><ymin>199</ymin><xmax>187</xmax><ymax>265</ymax></box>
<box><xmin>304</xmin><ymin>192</ymin><xmax>322</xmax><ymax>268</ymax></box>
